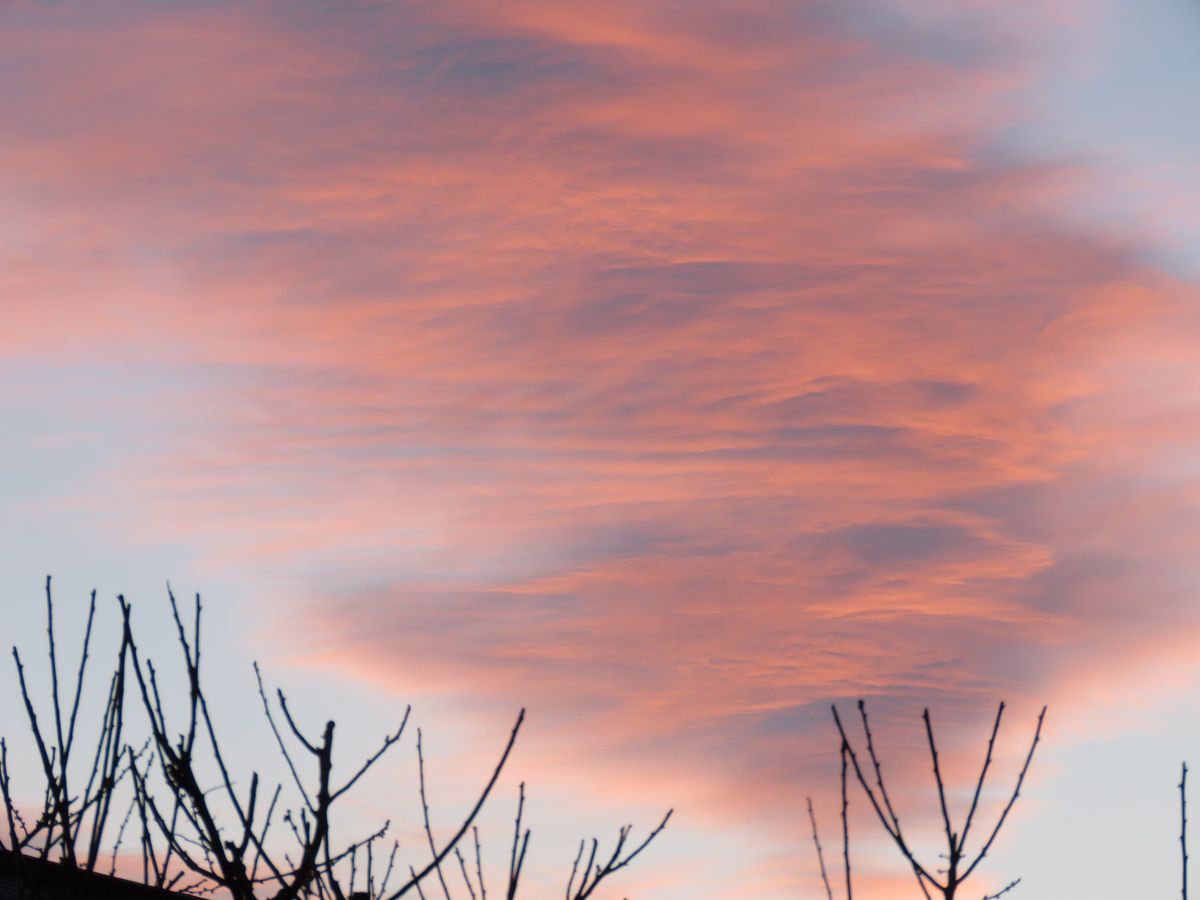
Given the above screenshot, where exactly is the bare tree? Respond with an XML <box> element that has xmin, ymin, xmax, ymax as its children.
<box><xmin>809</xmin><ymin>699</ymin><xmax>1045</xmax><ymax>900</ymax></box>
<box><xmin>1</xmin><ymin>582</ymin><xmax>670</xmax><ymax>900</ymax></box>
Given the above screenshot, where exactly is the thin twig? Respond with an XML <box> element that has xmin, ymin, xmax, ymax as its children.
<box><xmin>806</xmin><ymin>796</ymin><xmax>834</xmax><ymax>900</ymax></box>
<box><xmin>507</xmin><ymin>783</ymin><xmax>529</xmax><ymax>900</ymax></box>
<box><xmin>840</xmin><ymin>743</ymin><xmax>852</xmax><ymax>900</ymax></box>
<box><xmin>1184</xmin><ymin>762</ymin><xmax>1190</xmax><ymax>900</ymax></box>
<box><xmin>386</xmin><ymin>711</ymin><xmax>525</xmax><ymax>899</ymax></box>
<box><xmin>983</xmin><ymin>876</ymin><xmax>1022</xmax><ymax>899</ymax></box>
<box><xmin>473</xmin><ymin>826</ymin><xmax>487</xmax><ymax>900</ymax></box>
<box><xmin>962</xmin><ymin>706</ymin><xmax>1047</xmax><ymax>881</ymax></box>
<box><xmin>959</xmin><ymin>703</ymin><xmax>1004</xmax><ymax>856</ymax></box>
<box><xmin>455</xmin><ymin>847</ymin><xmax>479</xmax><ymax>900</ymax></box>
<box><xmin>832</xmin><ymin>705</ymin><xmax>936</xmax><ymax>898</ymax></box>
<box><xmin>922</xmin><ymin>708</ymin><xmax>957</xmax><ymax>876</ymax></box>
<box><xmin>415</xmin><ymin>729</ymin><xmax>453</xmax><ymax>900</ymax></box>
<box><xmin>569</xmin><ymin>809</ymin><xmax>673</xmax><ymax>899</ymax></box>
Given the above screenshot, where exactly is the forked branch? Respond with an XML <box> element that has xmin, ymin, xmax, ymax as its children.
<box><xmin>565</xmin><ymin>808</ymin><xmax>672</xmax><ymax>900</ymax></box>
<box><xmin>830</xmin><ymin>700</ymin><xmax>1046</xmax><ymax>899</ymax></box>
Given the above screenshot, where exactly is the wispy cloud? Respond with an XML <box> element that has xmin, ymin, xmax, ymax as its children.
<box><xmin>4</xmin><ymin>1</ymin><xmax>1198</xmax><ymax>894</ymax></box>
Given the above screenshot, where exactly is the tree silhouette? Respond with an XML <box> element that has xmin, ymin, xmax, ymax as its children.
<box><xmin>0</xmin><ymin>578</ymin><xmax>670</xmax><ymax>899</ymax></box>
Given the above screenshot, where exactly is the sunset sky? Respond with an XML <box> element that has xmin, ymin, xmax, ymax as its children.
<box><xmin>3</xmin><ymin>1</ymin><xmax>1200</xmax><ymax>897</ymax></box>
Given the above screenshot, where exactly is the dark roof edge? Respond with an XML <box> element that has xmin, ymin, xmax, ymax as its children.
<box><xmin>0</xmin><ymin>848</ymin><xmax>189</xmax><ymax>900</ymax></box>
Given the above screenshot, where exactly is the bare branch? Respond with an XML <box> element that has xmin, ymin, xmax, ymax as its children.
<box><xmin>856</xmin><ymin>702</ymin><xmax>903</xmax><ymax>837</ymax></box>
<box><xmin>922</xmin><ymin>708</ymin><xmax>956</xmax><ymax>873</ymax></box>
<box><xmin>388</xmin><ymin>710</ymin><xmax>525</xmax><ymax>900</ymax></box>
<box><xmin>983</xmin><ymin>877</ymin><xmax>1022</xmax><ymax>899</ymax></box>
<box><xmin>831</xmin><ymin>704</ymin><xmax>937</xmax><ymax>895</ymax></box>
<box><xmin>454</xmin><ymin>847</ymin><xmax>478</xmax><ymax>900</ymax></box>
<box><xmin>331</xmin><ymin>709</ymin><xmax>411</xmax><ymax>803</ymax></box>
<box><xmin>959</xmin><ymin>703</ymin><xmax>1004</xmax><ymax>856</ymax></box>
<box><xmin>415</xmin><ymin>728</ymin><xmax>453</xmax><ymax>900</ymax></box>
<box><xmin>1184</xmin><ymin>762</ymin><xmax>1190</xmax><ymax>900</ymax></box>
<box><xmin>255</xmin><ymin>662</ymin><xmax>312</xmax><ymax>810</ymax></box>
<box><xmin>840</xmin><ymin>743</ymin><xmax>852</xmax><ymax>900</ymax></box>
<box><xmin>806</xmin><ymin>796</ymin><xmax>835</xmax><ymax>900</ymax></box>
<box><xmin>473</xmin><ymin>826</ymin><xmax>487</xmax><ymax>900</ymax></box>
<box><xmin>506</xmin><ymin>783</ymin><xmax>529</xmax><ymax>900</ymax></box>
<box><xmin>962</xmin><ymin>706</ymin><xmax>1047</xmax><ymax>881</ymax></box>
<box><xmin>408</xmin><ymin>866</ymin><xmax>429</xmax><ymax>900</ymax></box>
<box><xmin>568</xmin><ymin>808</ymin><xmax>672</xmax><ymax>900</ymax></box>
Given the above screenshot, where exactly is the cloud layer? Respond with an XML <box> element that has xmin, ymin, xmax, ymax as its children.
<box><xmin>4</xmin><ymin>1</ymin><xmax>1199</xmax><ymax>895</ymax></box>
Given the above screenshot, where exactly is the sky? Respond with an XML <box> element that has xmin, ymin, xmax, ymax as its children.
<box><xmin>2</xmin><ymin>0</ymin><xmax>1200</xmax><ymax>897</ymax></box>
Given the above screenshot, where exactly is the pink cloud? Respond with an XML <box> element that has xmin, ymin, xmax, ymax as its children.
<box><xmin>4</xmin><ymin>0</ymin><xmax>1199</xmax><ymax>894</ymax></box>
